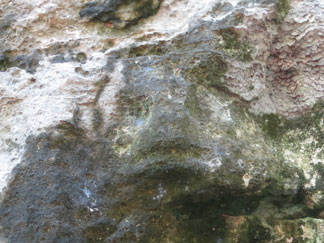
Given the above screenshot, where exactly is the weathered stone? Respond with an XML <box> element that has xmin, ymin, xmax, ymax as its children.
<box><xmin>0</xmin><ymin>51</ymin><xmax>41</xmax><ymax>74</ymax></box>
<box><xmin>0</xmin><ymin>14</ymin><xmax>15</xmax><ymax>34</ymax></box>
<box><xmin>80</xmin><ymin>0</ymin><xmax>163</xmax><ymax>29</ymax></box>
<box><xmin>2</xmin><ymin>0</ymin><xmax>324</xmax><ymax>242</ymax></box>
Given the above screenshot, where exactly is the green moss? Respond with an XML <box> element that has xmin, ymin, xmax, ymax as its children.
<box><xmin>55</xmin><ymin>121</ymin><xmax>84</xmax><ymax>137</ymax></box>
<box><xmin>0</xmin><ymin>55</ymin><xmax>12</xmax><ymax>71</ymax></box>
<box><xmin>254</xmin><ymin>101</ymin><xmax>324</xmax><ymax>144</ymax></box>
<box><xmin>217</xmin><ymin>28</ymin><xmax>253</xmax><ymax>62</ymax></box>
<box><xmin>253</xmin><ymin>101</ymin><xmax>324</xmax><ymax>203</ymax></box>
<box><xmin>251</xmin><ymin>102</ymin><xmax>324</xmax><ymax>198</ymax></box>
<box><xmin>185</xmin><ymin>53</ymin><xmax>228</xmax><ymax>89</ymax></box>
<box><xmin>48</xmin><ymin>121</ymin><xmax>86</xmax><ymax>149</ymax></box>
<box><xmin>84</xmin><ymin>221</ymin><xmax>116</xmax><ymax>243</ymax></box>
<box><xmin>76</xmin><ymin>52</ymin><xmax>87</xmax><ymax>63</ymax></box>
<box><xmin>135</xmin><ymin>142</ymin><xmax>206</xmax><ymax>162</ymax></box>
<box><xmin>165</xmin><ymin>190</ymin><xmax>266</xmax><ymax>242</ymax></box>
<box><xmin>128</xmin><ymin>43</ymin><xmax>166</xmax><ymax>57</ymax></box>
<box><xmin>246</xmin><ymin>217</ymin><xmax>271</xmax><ymax>242</ymax></box>
<box><xmin>275</xmin><ymin>0</ymin><xmax>290</xmax><ymax>23</ymax></box>
<box><xmin>258</xmin><ymin>113</ymin><xmax>283</xmax><ymax>139</ymax></box>
<box><xmin>134</xmin><ymin>0</ymin><xmax>162</xmax><ymax>19</ymax></box>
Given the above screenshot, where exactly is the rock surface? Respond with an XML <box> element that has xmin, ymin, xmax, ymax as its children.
<box><xmin>2</xmin><ymin>0</ymin><xmax>324</xmax><ymax>242</ymax></box>
<box><xmin>80</xmin><ymin>0</ymin><xmax>163</xmax><ymax>29</ymax></box>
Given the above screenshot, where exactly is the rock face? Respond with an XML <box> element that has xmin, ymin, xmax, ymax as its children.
<box><xmin>2</xmin><ymin>0</ymin><xmax>324</xmax><ymax>242</ymax></box>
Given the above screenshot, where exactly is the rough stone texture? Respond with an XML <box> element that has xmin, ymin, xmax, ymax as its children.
<box><xmin>80</xmin><ymin>0</ymin><xmax>163</xmax><ymax>29</ymax></box>
<box><xmin>2</xmin><ymin>0</ymin><xmax>324</xmax><ymax>242</ymax></box>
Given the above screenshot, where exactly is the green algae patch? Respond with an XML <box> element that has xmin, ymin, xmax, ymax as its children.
<box><xmin>225</xmin><ymin>216</ymin><xmax>271</xmax><ymax>243</ymax></box>
<box><xmin>76</xmin><ymin>52</ymin><xmax>87</xmax><ymax>63</ymax></box>
<box><xmin>0</xmin><ymin>54</ymin><xmax>11</xmax><ymax>71</ymax></box>
<box><xmin>254</xmin><ymin>101</ymin><xmax>324</xmax><ymax>145</ymax></box>
<box><xmin>84</xmin><ymin>221</ymin><xmax>116</xmax><ymax>243</ymax></box>
<box><xmin>253</xmin><ymin>101</ymin><xmax>324</xmax><ymax>202</ymax></box>
<box><xmin>130</xmin><ymin>114</ymin><xmax>206</xmax><ymax>162</ymax></box>
<box><xmin>185</xmin><ymin>53</ymin><xmax>228</xmax><ymax>89</ymax></box>
<box><xmin>128</xmin><ymin>43</ymin><xmax>167</xmax><ymax>58</ymax></box>
<box><xmin>217</xmin><ymin>28</ymin><xmax>253</xmax><ymax>62</ymax></box>
<box><xmin>275</xmin><ymin>0</ymin><xmax>291</xmax><ymax>23</ymax></box>
<box><xmin>48</xmin><ymin>121</ymin><xmax>86</xmax><ymax>149</ymax></box>
<box><xmin>257</xmin><ymin>113</ymin><xmax>285</xmax><ymax>140</ymax></box>
<box><xmin>133</xmin><ymin>141</ymin><xmax>206</xmax><ymax>162</ymax></box>
<box><xmin>165</xmin><ymin>189</ymin><xmax>267</xmax><ymax>243</ymax></box>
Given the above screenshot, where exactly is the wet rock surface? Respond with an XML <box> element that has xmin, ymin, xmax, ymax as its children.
<box><xmin>2</xmin><ymin>0</ymin><xmax>324</xmax><ymax>242</ymax></box>
<box><xmin>80</xmin><ymin>0</ymin><xmax>163</xmax><ymax>29</ymax></box>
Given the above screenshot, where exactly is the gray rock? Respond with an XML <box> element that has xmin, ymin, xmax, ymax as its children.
<box><xmin>0</xmin><ymin>51</ymin><xmax>41</xmax><ymax>74</ymax></box>
<box><xmin>2</xmin><ymin>0</ymin><xmax>324</xmax><ymax>242</ymax></box>
<box><xmin>80</xmin><ymin>0</ymin><xmax>162</xmax><ymax>29</ymax></box>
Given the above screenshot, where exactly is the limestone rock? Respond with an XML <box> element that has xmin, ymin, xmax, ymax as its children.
<box><xmin>1</xmin><ymin>0</ymin><xmax>324</xmax><ymax>242</ymax></box>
